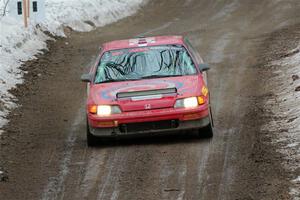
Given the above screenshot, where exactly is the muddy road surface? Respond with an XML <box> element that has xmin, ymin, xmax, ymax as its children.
<box><xmin>1</xmin><ymin>0</ymin><xmax>300</xmax><ymax>199</ymax></box>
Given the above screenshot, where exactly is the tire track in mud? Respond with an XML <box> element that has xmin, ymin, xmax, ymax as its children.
<box><xmin>96</xmin><ymin>149</ymin><xmax>128</xmax><ymax>200</ymax></box>
<box><xmin>158</xmin><ymin>147</ymin><xmax>188</xmax><ymax>200</ymax></box>
<box><xmin>41</xmin><ymin>107</ymin><xmax>84</xmax><ymax>200</ymax></box>
<box><xmin>79</xmin><ymin>151</ymin><xmax>106</xmax><ymax>199</ymax></box>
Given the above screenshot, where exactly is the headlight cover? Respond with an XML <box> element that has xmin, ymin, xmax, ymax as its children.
<box><xmin>174</xmin><ymin>97</ymin><xmax>199</xmax><ymax>108</ymax></box>
<box><xmin>97</xmin><ymin>105</ymin><xmax>121</xmax><ymax>116</ymax></box>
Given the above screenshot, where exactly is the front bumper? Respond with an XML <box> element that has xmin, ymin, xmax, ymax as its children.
<box><xmin>89</xmin><ymin>117</ymin><xmax>210</xmax><ymax>137</ymax></box>
<box><xmin>88</xmin><ymin>106</ymin><xmax>210</xmax><ymax>137</ymax></box>
<box><xmin>88</xmin><ymin>106</ymin><xmax>209</xmax><ymax>126</ymax></box>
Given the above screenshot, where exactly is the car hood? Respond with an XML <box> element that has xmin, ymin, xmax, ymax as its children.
<box><xmin>91</xmin><ymin>75</ymin><xmax>202</xmax><ymax>101</ymax></box>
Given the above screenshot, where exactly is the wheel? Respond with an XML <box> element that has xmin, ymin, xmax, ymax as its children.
<box><xmin>86</xmin><ymin>120</ymin><xmax>99</xmax><ymax>147</ymax></box>
<box><xmin>198</xmin><ymin>123</ymin><xmax>213</xmax><ymax>138</ymax></box>
<box><xmin>198</xmin><ymin>105</ymin><xmax>214</xmax><ymax>138</ymax></box>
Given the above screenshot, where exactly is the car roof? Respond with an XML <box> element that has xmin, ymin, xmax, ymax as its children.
<box><xmin>102</xmin><ymin>35</ymin><xmax>185</xmax><ymax>51</ymax></box>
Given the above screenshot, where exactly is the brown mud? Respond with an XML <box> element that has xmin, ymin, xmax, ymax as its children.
<box><xmin>1</xmin><ymin>0</ymin><xmax>300</xmax><ymax>199</ymax></box>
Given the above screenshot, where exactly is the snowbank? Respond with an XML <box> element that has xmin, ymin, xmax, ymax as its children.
<box><xmin>0</xmin><ymin>0</ymin><xmax>147</xmax><ymax>134</ymax></box>
<box><xmin>261</xmin><ymin>44</ymin><xmax>300</xmax><ymax>200</ymax></box>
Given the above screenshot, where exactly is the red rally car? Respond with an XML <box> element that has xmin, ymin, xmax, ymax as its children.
<box><xmin>81</xmin><ymin>35</ymin><xmax>213</xmax><ymax>146</ymax></box>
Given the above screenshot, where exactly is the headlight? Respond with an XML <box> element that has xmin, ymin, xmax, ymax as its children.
<box><xmin>96</xmin><ymin>105</ymin><xmax>121</xmax><ymax>116</ymax></box>
<box><xmin>97</xmin><ymin>105</ymin><xmax>111</xmax><ymax>115</ymax></box>
<box><xmin>174</xmin><ymin>97</ymin><xmax>199</xmax><ymax>108</ymax></box>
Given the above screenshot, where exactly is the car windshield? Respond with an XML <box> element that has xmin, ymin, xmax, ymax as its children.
<box><xmin>94</xmin><ymin>45</ymin><xmax>197</xmax><ymax>83</ymax></box>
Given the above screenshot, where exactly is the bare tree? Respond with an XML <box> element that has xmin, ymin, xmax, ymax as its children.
<box><xmin>1</xmin><ymin>0</ymin><xmax>10</xmax><ymax>17</ymax></box>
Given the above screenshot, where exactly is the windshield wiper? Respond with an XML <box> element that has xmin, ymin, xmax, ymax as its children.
<box><xmin>141</xmin><ymin>74</ymin><xmax>182</xmax><ymax>79</ymax></box>
<box><xmin>97</xmin><ymin>78</ymin><xmax>139</xmax><ymax>84</ymax></box>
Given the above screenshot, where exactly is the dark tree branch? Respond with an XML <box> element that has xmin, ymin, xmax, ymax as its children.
<box><xmin>1</xmin><ymin>0</ymin><xmax>10</xmax><ymax>17</ymax></box>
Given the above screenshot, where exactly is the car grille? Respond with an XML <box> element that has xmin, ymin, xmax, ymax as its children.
<box><xmin>119</xmin><ymin>120</ymin><xmax>179</xmax><ymax>133</ymax></box>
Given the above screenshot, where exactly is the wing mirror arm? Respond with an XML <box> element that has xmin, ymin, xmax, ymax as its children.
<box><xmin>81</xmin><ymin>74</ymin><xmax>92</xmax><ymax>83</ymax></box>
<box><xmin>198</xmin><ymin>63</ymin><xmax>210</xmax><ymax>72</ymax></box>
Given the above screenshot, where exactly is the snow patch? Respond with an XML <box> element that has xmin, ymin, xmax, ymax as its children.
<box><xmin>0</xmin><ymin>0</ymin><xmax>147</xmax><ymax>133</ymax></box>
<box><xmin>292</xmin><ymin>176</ymin><xmax>300</xmax><ymax>183</ymax></box>
<box><xmin>0</xmin><ymin>169</ymin><xmax>8</xmax><ymax>182</ymax></box>
<box><xmin>261</xmin><ymin>43</ymin><xmax>300</xmax><ymax>200</ymax></box>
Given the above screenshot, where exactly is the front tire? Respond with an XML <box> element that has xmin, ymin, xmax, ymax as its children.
<box><xmin>86</xmin><ymin>120</ymin><xmax>99</xmax><ymax>147</ymax></box>
<box><xmin>198</xmin><ymin>123</ymin><xmax>213</xmax><ymax>138</ymax></box>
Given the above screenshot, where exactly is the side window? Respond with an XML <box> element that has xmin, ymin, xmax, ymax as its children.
<box><xmin>184</xmin><ymin>38</ymin><xmax>203</xmax><ymax>64</ymax></box>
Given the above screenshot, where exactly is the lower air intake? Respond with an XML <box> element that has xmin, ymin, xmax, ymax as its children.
<box><xmin>119</xmin><ymin>120</ymin><xmax>179</xmax><ymax>133</ymax></box>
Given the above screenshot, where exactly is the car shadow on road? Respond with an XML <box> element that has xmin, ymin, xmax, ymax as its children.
<box><xmin>86</xmin><ymin>130</ymin><xmax>213</xmax><ymax>148</ymax></box>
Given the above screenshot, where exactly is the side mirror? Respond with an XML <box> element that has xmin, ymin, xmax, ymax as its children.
<box><xmin>81</xmin><ymin>74</ymin><xmax>92</xmax><ymax>82</ymax></box>
<box><xmin>199</xmin><ymin>63</ymin><xmax>210</xmax><ymax>71</ymax></box>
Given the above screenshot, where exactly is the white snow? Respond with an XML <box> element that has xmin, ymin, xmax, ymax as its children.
<box><xmin>0</xmin><ymin>0</ymin><xmax>147</xmax><ymax>134</ymax></box>
<box><xmin>292</xmin><ymin>176</ymin><xmax>300</xmax><ymax>183</ymax></box>
<box><xmin>261</xmin><ymin>44</ymin><xmax>300</xmax><ymax>200</ymax></box>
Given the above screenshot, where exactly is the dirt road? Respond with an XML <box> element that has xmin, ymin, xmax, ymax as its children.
<box><xmin>1</xmin><ymin>0</ymin><xmax>300</xmax><ymax>199</ymax></box>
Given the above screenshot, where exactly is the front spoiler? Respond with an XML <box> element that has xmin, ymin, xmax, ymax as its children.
<box><xmin>89</xmin><ymin>117</ymin><xmax>210</xmax><ymax>137</ymax></box>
